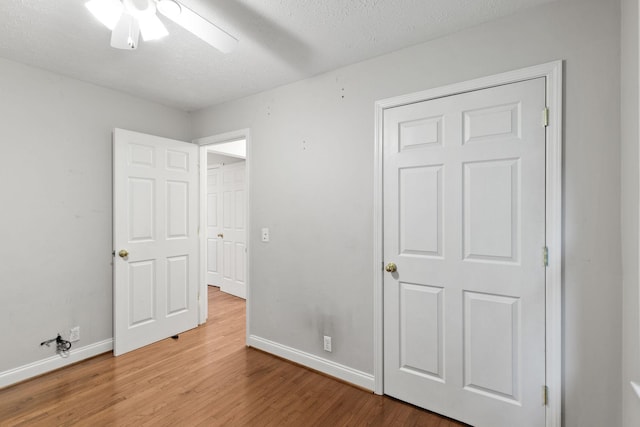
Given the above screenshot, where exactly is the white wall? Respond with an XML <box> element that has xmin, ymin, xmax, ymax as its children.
<box><xmin>0</xmin><ymin>57</ymin><xmax>191</xmax><ymax>374</ymax></box>
<box><xmin>191</xmin><ymin>0</ymin><xmax>622</xmax><ymax>425</ymax></box>
<box><xmin>207</xmin><ymin>152</ymin><xmax>244</xmax><ymax>166</ymax></box>
<box><xmin>622</xmin><ymin>0</ymin><xmax>640</xmax><ymax>425</ymax></box>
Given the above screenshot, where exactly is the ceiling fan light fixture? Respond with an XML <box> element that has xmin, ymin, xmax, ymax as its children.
<box><xmin>85</xmin><ymin>0</ymin><xmax>124</xmax><ymax>30</ymax></box>
<box><xmin>139</xmin><ymin>14</ymin><xmax>169</xmax><ymax>41</ymax></box>
<box><xmin>156</xmin><ymin>0</ymin><xmax>181</xmax><ymax>19</ymax></box>
<box><xmin>86</xmin><ymin>0</ymin><xmax>238</xmax><ymax>53</ymax></box>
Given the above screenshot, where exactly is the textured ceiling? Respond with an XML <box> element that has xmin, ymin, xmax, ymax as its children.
<box><xmin>0</xmin><ymin>0</ymin><xmax>555</xmax><ymax>111</ymax></box>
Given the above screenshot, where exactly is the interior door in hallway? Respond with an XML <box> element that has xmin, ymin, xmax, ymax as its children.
<box><xmin>211</xmin><ymin>162</ymin><xmax>246</xmax><ymax>299</ymax></box>
<box><xmin>113</xmin><ymin>128</ymin><xmax>199</xmax><ymax>356</ymax></box>
<box><xmin>207</xmin><ymin>167</ymin><xmax>223</xmax><ymax>288</ymax></box>
<box><xmin>383</xmin><ymin>78</ymin><xmax>547</xmax><ymax>427</ymax></box>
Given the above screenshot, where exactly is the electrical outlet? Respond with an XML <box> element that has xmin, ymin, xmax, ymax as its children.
<box><xmin>261</xmin><ymin>227</ymin><xmax>270</xmax><ymax>242</ymax></box>
<box><xmin>323</xmin><ymin>335</ymin><xmax>332</xmax><ymax>352</ymax></box>
<box><xmin>69</xmin><ymin>326</ymin><xmax>80</xmax><ymax>342</ymax></box>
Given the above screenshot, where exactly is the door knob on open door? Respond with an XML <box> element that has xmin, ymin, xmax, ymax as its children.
<box><xmin>118</xmin><ymin>249</ymin><xmax>129</xmax><ymax>258</ymax></box>
<box><xmin>385</xmin><ymin>262</ymin><xmax>397</xmax><ymax>273</ymax></box>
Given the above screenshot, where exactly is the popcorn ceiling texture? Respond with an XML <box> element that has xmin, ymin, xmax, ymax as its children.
<box><xmin>0</xmin><ymin>0</ymin><xmax>554</xmax><ymax>111</ymax></box>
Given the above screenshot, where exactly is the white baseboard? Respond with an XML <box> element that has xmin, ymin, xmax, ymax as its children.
<box><xmin>247</xmin><ymin>335</ymin><xmax>374</xmax><ymax>391</ymax></box>
<box><xmin>0</xmin><ymin>339</ymin><xmax>113</xmax><ymax>389</ymax></box>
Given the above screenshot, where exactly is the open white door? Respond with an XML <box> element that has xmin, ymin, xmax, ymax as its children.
<box><xmin>206</xmin><ymin>167</ymin><xmax>223</xmax><ymax>287</ymax></box>
<box><xmin>218</xmin><ymin>162</ymin><xmax>246</xmax><ymax>298</ymax></box>
<box><xmin>113</xmin><ymin>128</ymin><xmax>199</xmax><ymax>356</ymax></box>
<box><xmin>205</xmin><ymin>162</ymin><xmax>246</xmax><ymax>299</ymax></box>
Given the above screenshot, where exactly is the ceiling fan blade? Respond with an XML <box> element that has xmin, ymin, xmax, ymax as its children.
<box><xmin>111</xmin><ymin>13</ymin><xmax>140</xmax><ymax>50</ymax></box>
<box><xmin>139</xmin><ymin>13</ymin><xmax>168</xmax><ymax>41</ymax></box>
<box><xmin>85</xmin><ymin>0</ymin><xmax>124</xmax><ymax>30</ymax></box>
<box><xmin>158</xmin><ymin>1</ymin><xmax>238</xmax><ymax>53</ymax></box>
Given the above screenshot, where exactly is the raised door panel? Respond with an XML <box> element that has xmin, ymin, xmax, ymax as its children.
<box><xmin>128</xmin><ymin>260</ymin><xmax>155</xmax><ymax>326</ymax></box>
<box><xmin>167</xmin><ymin>256</ymin><xmax>189</xmax><ymax>316</ymax></box>
<box><xmin>128</xmin><ymin>178</ymin><xmax>155</xmax><ymax>242</ymax></box>
<box><xmin>223</xmin><ymin>241</ymin><xmax>233</xmax><ymax>280</ymax></box>
<box><xmin>235</xmin><ymin>190</ymin><xmax>245</xmax><ymax>231</ymax></box>
<box><xmin>207</xmin><ymin>239</ymin><xmax>218</xmax><ymax>274</ymax></box>
<box><xmin>463</xmin><ymin>291</ymin><xmax>521</xmax><ymax>403</ymax></box>
<box><xmin>463</xmin><ymin>103</ymin><xmax>521</xmax><ymax>144</ymax></box>
<box><xmin>399</xmin><ymin>283</ymin><xmax>444</xmax><ymax>381</ymax></box>
<box><xmin>129</xmin><ymin>144</ymin><xmax>155</xmax><ymax>167</ymax></box>
<box><xmin>399</xmin><ymin>165</ymin><xmax>443</xmax><ymax>258</ymax></box>
<box><xmin>207</xmin><ymin>194</ymin><xmax>218</xmax><ymax>227</ymax></box>
<box><xmin>399</xmin><ymin>116</ymin><xmax>443</xmax><ymax>150</ymax></box>
<box><xmin>223</xmin><ymin>191</ymin><xmax>233</xmax><ymax>230</ymax></box>
<box><xmin>166</xmin><ymin>150</ymin><xmax>189</xmax><ymax>172</ymax></box>
<box><xmin>463</xmin><ymin>159</ymin><xmax>519</xmax><ymax>263</ymax></box>
<box><xmin>167</xmin><ymin>181</ymin><xmax>189</xmax><ymax>239</ymax></box>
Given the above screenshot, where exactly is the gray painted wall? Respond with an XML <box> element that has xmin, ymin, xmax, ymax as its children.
<box><xmin>191</xmin><ymin>1</ymin><xmax>622</xmax><ymax>425</ymax></box>
<box><xmin>622</xmin><ymin>0</ymin><xmax>640</xmax><ymax>425</ymax></box>
<box><xmin>0</xmin><ymin>57</ymin><xmax>191</xmax><ymax>372</ymax></box>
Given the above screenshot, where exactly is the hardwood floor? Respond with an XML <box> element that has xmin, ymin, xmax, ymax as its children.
<box><xmin>0</xmin><ymin>287</ymin><xmax>467</xmax><ymax>426</ymax></box>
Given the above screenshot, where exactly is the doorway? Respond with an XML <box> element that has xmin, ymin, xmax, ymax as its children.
<box><xmin>195</xmin><ymin>129</ymin><xmax>251</xmax><ymax>335</ymax></box>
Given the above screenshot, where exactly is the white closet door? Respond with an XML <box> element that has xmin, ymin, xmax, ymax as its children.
<box><xmin>383</xmin><ymin>78</ymin><xmax>546</xmax><ymax>427</ymax></box>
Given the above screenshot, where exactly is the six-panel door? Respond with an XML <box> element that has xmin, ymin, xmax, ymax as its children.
<box><xmin>113</xmin><ymin>129</ymin><xmax>199</xmax><ymax>356</ymax></box>
<box><xmin>383</xmin><ymin>78</ymin><xmax>547</xmax><ymax>427</ymax></box>
<box><xmin>207</xmin><ymin>162</ymin><xmax>246</xmax><ymax>299</ymax></box>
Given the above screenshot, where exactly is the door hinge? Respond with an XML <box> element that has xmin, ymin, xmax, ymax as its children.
<box><xmin>543</xmin><ymin>246</ymin><xmax>549</xmax><ymax>267</ymax></box>
<box><xmin>112</xmin><ymin>250</ymin><xmax>115</xmax><ymax>257</ymax></box>
<box><xmin>542</xmin><ymin>107</ymin><xmax>549</xmax><ymax>127</ymax></box>
<box><xmin>542</xmin><ymin>385</ymin><xmax>549</xmax><ymax>406</ymax></box>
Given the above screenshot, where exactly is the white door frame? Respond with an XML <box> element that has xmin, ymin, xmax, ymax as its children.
<box><xmin>373</xmin><ymin>61</ymin><xmax>563</xmax><ymax>427</ymax></box>
<box><xmin>194</xmin><ymin>129</ymin><xmax>251</xmax><ymax>345</ymax></box>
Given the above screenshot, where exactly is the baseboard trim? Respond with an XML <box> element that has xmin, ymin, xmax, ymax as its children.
<box><xmin>247</xmin><ymin>335</ymin><xmax>374</xmax><ymax>391</ymax></box>
<box><xmin>0</xmin><ymin>339</ymin><xmax>113</xmax><ymax>389</ymax></box>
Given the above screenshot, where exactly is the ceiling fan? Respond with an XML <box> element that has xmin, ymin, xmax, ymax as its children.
<box><xmin>85</xmin><ymin>0</ymin><xmax>238</xmax><ymax>53</ymax></box>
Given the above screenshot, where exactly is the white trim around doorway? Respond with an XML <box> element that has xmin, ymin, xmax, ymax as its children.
<box><xmin>194</xmin><ymin>128</ymin><xmax>252</xmax><ymax>346</ymax></box>
<box><xmin>372</xmin><ymin>61</ymin><xmax>563</xmax><ymax>427</ymax></box>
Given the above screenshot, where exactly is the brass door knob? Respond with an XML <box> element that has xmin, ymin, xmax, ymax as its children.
<box><xmin>385</xmin><ymin>262</ymin><xmax>397</xmax><ymax>273</ymax></box>
<box><xmin>118</xmin><ymin>249</ymin><xmax>129</xmax><ymax>258</ymax></box>
<box><xmin>217</xmin><ymin>233</ymin><xmax>224</xmax><ymax>238</ymax></box>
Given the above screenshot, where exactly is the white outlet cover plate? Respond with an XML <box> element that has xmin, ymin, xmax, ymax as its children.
<box><xmin>323</xmin><ymin>336</ymin><xmax>332</xmax><ymax>352</ymax></box>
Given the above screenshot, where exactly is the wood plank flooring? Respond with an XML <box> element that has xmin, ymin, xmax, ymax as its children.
<box><xmin>0</xmin><ymin>287</ymin><xmax>467</xmax><ymax>426</ymax></box>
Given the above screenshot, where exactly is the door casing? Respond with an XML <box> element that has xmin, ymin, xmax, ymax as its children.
<box><xmin>373</xmin><ymin>61</ymin><xmax>563</xmax><ymax>427</ymax></box>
